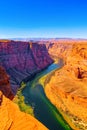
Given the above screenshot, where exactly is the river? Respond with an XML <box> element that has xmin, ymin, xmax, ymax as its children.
<box><xmin>22</xmin><ymin>61</ymin><xmax>72</xmax><ymax>130</ymax></box>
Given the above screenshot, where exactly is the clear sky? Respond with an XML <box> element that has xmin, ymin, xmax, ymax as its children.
<box><xmin>0</xmin><ymin>0</ymin><xmax>87</xmax><ymax>38</ymax></box>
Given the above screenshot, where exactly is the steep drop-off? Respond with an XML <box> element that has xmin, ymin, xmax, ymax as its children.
<box><xmin>0</xmin><ymin>66</ymin><xmax>14</xmax><ymax>100</ymax></box>
<box><xmin>45</xmin><ymin>41</ymin><xmax>87</xmax><ymax>130</ymax></box>
<box><xmin>0</xmin><ymin>40</ymin><xmax>53</xmax><ymax>130</ymax></box>
<box><xmin>46</xmin><ymin>40</ymin><xmax>73</xmax><ymax>60</ymax></box>
<box><xmin>0</xmin><ymin>40</ymin><xmax>53</xmax><ymax>94</ymax></box>
<box><xmin>0</xmin><ymin>91</ymin><xmax>48</xmax><ymax>130</ymax></box>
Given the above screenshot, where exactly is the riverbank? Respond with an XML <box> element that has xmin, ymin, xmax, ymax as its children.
<box><xmin>13</xmin><ymin>62</ymin><xmax>55</xmax><ymax>115</ymax></box>
<box><xmin>13</xmin><ymin>60</ymin><xmax>54</xmax><ymax>115</ymax></box>
<box><xmin>39</xmin><ymin>68</ymin><xmax>78</xmax><ymax>129</ymax></box>
<box><xmin>21</xmin><ymin>61</ymin><xmax>72</xmax><ymax>130</ymax></box>
<box><xmin>13</xmin><ymin>59</ymin><xmax>72</xmax><ymax>130</ymax></box>
<box><xmin>13</xmin><ymin>82</ymin><xmax>34</xmax><ymax>115</ymax></box>
<box><xmin>45</xmin><ymin>66</ymin><xmax>87</xmax><ymax>130</ymax></box>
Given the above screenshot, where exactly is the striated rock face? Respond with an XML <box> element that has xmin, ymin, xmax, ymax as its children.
<box><xmin>0</xmin><ymin>40</ymin><xmax>53</xmax><ymax>94</ymax></box>
<box><xmin>47</xmin><ymin>41</ymin><xmax>87</xmax><ymax>79</ymax></box>
<box><xmin>0</xmin><ymin>91</ymin><xmax>48</xmax><ymax>130</ymax></box>
<box><xmin>0</xmin><ymin>66</ymin><xmax>14</xmax><ymax>100</ymax></box>
<box><xmin>46</xmin><ymin>41</ymin><xmax>73</xmax><ymax>60</ymax></box>
<box><xmin>45</xmin><ymin>41</ymin><xmax>87</xmax><ymax>130</ymax></box>
<box><xmin>0</xmin><ymin>40</ymin><xmax>52</xmax><ymax>130</ymax></box>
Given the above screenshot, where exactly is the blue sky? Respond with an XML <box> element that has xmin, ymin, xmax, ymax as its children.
<box><xmin>0</xmin><ymin>0</ymin><xmax>87</xmax><ymax>38</ymax></box>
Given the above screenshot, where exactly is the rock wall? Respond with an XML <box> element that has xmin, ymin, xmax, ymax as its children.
<box><xmin>45</xmin><ymin>41</ymin><xmax>87</xmax><ymax>130</ymax></box>
<box><xmin>0</xmin><ymin>66</ymin><xmax>14</xmax><ymax>100</ymax></box>
<box><xmin>46</xmin><ymin>41</ymin><xmax>73</xmax><ymax>60</ymax></box>
<box><xmin>0</xmin><ymin>91</ymin><xmax>48</xmax><ymax>130</ymax></box>
<box><xmin>66</xmin><ymin>43</ymin><xmax>87</xmax><ymax>79</ymax></box>
<box><xmin>0</xmin><ymin>40</ymin><xmax>51</xmax><ymax>129</ymax></box>
<box><xmin>0</xmin><ymin>40</ymin><xmax>53</xmax><ymax>94</ymax></box>
<box><xmin>47</xmin><ymin>41</ymin><xmax>87</xmax><ymax>79</ymax></box>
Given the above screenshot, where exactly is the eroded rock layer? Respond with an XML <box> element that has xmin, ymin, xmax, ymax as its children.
<box><xmin>0</xmin><ymin>40</ymin><xmax>53</xmax><ymax>94</ymax></box>
<box><xmin>0</xmin><ymin>66</ymin><xmax>14</xmax><ymax>100</ymax></box>
<box><xmin>45</xmin><ymin>41</ymin><xmax>87</xmax><ymax>130</ymax></box>
<box><xmin>0</xmin><ymin>91</ymin><xmax>48</xmax><ymax>130</ymax></box>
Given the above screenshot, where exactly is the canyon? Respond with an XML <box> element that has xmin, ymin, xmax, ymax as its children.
<box><xmin>0</xmin><ymin>40</ymin><xmax>53</xmax><ymax>130</ymax></box>
<box><xmin>0</xmin><ymin>40</ymin><xmax>53</xmax><ymax>94</ymax></box>
<box><xmin>45</xmin><ymin>40</ymin><xmax>87</xmax><ymax>130</ymax></box>
<box><xmin>0</xmin><ymin>39</ymin><xmax>87</xmax><ymax>130</ymax></box>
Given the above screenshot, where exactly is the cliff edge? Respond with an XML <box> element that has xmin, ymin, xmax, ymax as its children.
<box><xmin>0</xmin><ymin>91</ymin><xmax>48</xmax><ymax>130</ymax></box>
<box><xmin>45</xmin><ymin>41</ymin><xmax>87</xmax><ymax>130</ymax></box>
<box><xmin>0</xmin><ymin>66</ymin><xmax>14</xmax><ymax>100</ymax></box>
<box><xmin>0</xmin><ymin>40</ymin><xmax>53</xmax><ymax>94</ymax></box>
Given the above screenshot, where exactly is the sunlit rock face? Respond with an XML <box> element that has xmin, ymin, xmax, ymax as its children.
<box><xmin>66</xmin><ymin>43</ymin><xmax>87</xmax><ymax>79</ymax></box>
<box><xmin>0</xmin><ymin>91</ymin><xmax>48</xmax><ymax>130</ymax></box>
<box><xmin>0</xmin><ymin>40</ymin><xmax>53</xmax><ymax>94</ymax></box>
<box><xmin>46</xmin><ymin>40</ymin><xmax>73</xmax><ymax>60</ymax></box>
<box><xmin>47</xmin><ymin>41</ymin><xmax>87</xmax><ymax>79</ymax></box>
<box><xmin>45</xmin><ymin>41</ymin><xmax>87</xmax><ymax>130</ymax></box>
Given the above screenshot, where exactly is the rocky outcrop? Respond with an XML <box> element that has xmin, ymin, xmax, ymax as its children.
<box><xmin>45</xmin><ymin>41</ymin><xmax>87</xmax><ymax>130</ymax></box>
<box><xmin>0</xmin><ymin>91</ymin><xmax>48</xmax><ymax>130</ymax></box>
<box><xmin>0</xmin><ymin>66</ymin><xmax>14</xmax><ymax>100</ymax></box>
<box><xmin>0</xmin><ymin>40</ymin><xmax>53</xmax><ymax>94</ymax></box>
<box><xmin>66</xmin><ymin>43</ymin><xmax>87</xmax><ymax>79</ymax></box>
<box><xmin>47</xmin><ymin>41</ymin><xmax>87</xmax><ymax>79</ymax></box>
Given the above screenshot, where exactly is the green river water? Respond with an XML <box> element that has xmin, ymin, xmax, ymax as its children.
<box><xmin>22</xmin><ymin>62</ymin><xmax>72</xmax><ymax>130</ymax></box>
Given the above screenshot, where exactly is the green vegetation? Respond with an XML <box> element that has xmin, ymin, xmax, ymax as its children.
<box><xmin>39</xmin><ymin>75</ymin><xmax>47</xmax><ymax>87</ymax></box>
<box><xmin>13</xmin><ymin>82</ymin><xmax>34</xmax><ymax>116</ymax></box>
<box><xmin>37</xmin><ymin>89</ymin><xmax>71</xmax><ymax>130</ymax></box>
<box><xmin>31</xmin><ymin>59</ymin><xmax>61</xmax><ymax>88</ymax></box>
<box><xmin>39</xmin><ymin>70</ymin><xmax>56</xmax><ymax>88</ymax></box>
<box><xmin>29</xmin><ymin>73</ymin><xmax>71</xmax><ymax>130</ymax></box>
<box><xmin>21</xmin><ymin>81</ymin><xmax>26</xmax><ymax>89</ymax></box>
<box><xmin>13</xmin><ymin>60</ymin><xmax>71</xmax><ymax>129</ymax></box>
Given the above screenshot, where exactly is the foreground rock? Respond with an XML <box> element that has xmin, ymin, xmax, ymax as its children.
<box><xmin>0</xmin><ymin>66</ymin><xmax>14</xmax><ymax>100</ymax></box>
<box><xmin>0</xmin><ymin>40</ymin><xmax>53</xmax><ymax>94</ymax></box>
<box><xmin>45</xmin><ymin>41</ymin><xmax>87</xmax><ymax>130</ymax></box>
<box><xmin>0</xmin><ymin>63</ymin><xmax>48</xmax><ymax>130</ymax></box>
<box><xmin>0</xmin><ymin>91</ymin><xmax>48</xmax><ymax>130</ymax></box>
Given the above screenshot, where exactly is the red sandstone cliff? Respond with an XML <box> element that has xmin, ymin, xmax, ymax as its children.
<box><xmin>0</xmin><ymin>40</ymin><xmax>51</xmax><ymax>130</ymax></box>
<box><xmin>0</xmin><ymin>40</ymin><xmax>53</xmax><ymax>94</ymax></box>
<box><xmin>0</xmin><ymin>66</ymin><xmax>14</xmax><ymax>100</ymax></box>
